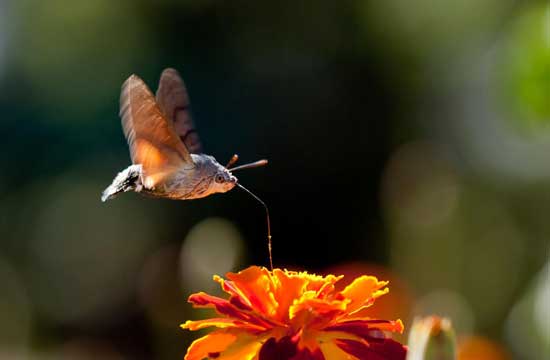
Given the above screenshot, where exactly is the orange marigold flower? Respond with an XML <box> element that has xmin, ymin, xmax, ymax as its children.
<box><xmin>181</xmin><ymin>266</ymin><xmax>406</xmax><ymax>360</ymax></box>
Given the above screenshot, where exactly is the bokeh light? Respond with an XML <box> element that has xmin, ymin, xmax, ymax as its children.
<box><xmin>505</xmin><ymin>261</ymin><xmax>550</xmax><ymax>359</ymax></box>
<box><xmin>25</xmin><ymin>170</ymin><xmax>158</xmax><ymax>325</ymax></box>
<box><xmin>179</xmin><ymin>217</ymin><xmax>244</xmax><ymax>294</ymax></box>
<box><xmin>383</xmin><ymin>142</ymin><xmax>464</xmax><ymax>291</ymax></box>
<box><xmin>413</xmin><ymin>290</ymin><xmax>475</xmax><ymax>337</ymax></box>
<box><xmin>458</xmin><ymin>336</ymin><xmax>512</xmax><ymax>360</ymax></box>
<box><xmin>382</xmin><ymin>142</ymin><xmax>460</xmax><ymax>230</ymax></box>
<box><xmin>139</xmin><ymin>245</ymin><xmax>186</xmax><ymax>329</ymax></box>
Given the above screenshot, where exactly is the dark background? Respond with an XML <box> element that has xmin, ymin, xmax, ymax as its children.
<box><xmin>0</xmin><ymin>1</ymin><xmax>548</xmax><ymax>359</ymax></box>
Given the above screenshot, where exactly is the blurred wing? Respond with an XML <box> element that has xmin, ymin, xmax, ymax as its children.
<box><xmin>120</xmin><ymin>74</ymin><xmax>193</xmax><ymax>188</ymax></box>
<box><xmin>156</xmin><ymin>68</ymin><xmax>203</xmax><ymax>154</ymax></box>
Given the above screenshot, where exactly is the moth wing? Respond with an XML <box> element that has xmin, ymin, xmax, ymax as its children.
<box><xmin>156</xmin><ymin>68</ymin><xmax>203</xmax><ymax>154</ymax></box>
<box><xmin>120</xmin><ymin>74</ymin><xmax>193</xmax><ymax>188</ymax></box>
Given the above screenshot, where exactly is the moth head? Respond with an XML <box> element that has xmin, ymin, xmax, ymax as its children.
<box><xmin>205</xmin><ymin>158</ymin><xmax>237</xmax><ymax>193</ymax></box>
<box><xmin>203</xmin><ymin>153</ymin><xmax>268</xmax><ymax>195</ymax></box>
<box><xmin>210</xmin><ymin>168</ymin><xmax>238</xmax><ymax>193</ymax></box>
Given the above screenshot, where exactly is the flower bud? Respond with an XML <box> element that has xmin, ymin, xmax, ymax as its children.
<box><xmin>407</xmin><ymin>316</ymin><xmax>457</xmax><ymax>360</ymax></box>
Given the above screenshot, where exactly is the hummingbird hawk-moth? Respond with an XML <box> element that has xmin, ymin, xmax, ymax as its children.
<box><xmin>102</xmin><ymin>69</ymin><xmax>273</xmax><ymax>267</ymax></box>
<box><xmin>102</xmin><ymin>68</ymin><xmax>268</xmax><ymax>202</ymax></box>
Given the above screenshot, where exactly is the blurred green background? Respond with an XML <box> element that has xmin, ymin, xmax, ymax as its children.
<box><xmin>0</xmin><ymin>0</ymin><xmax>548</xmax><ymax>359</ymax></box>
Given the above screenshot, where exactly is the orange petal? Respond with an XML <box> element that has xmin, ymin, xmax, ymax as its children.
<box><xmin>225</xmin><ymin>266</ymin><xmax>279</xmax><ymax>317</ymax></box>
<box><xmin>302</xmin><ymin>273</ymin><xmax>343</xmax><ymax>293</ymax></box>
<box><xmin>373</xmin><ymin>319</ymin><xmax>404</xmax><ymax>333</ymax></box>
<box><xmin>271</xmin><ymin>269</ymin><xmax>309</xmax><ymax>321</ymax></box>
<box><xmin>185</xmin><ymin>329</ymin><xmax>268</xmax><ymax>360</ymax></box>
<box><xmin>188</xmin><ymin>292</ymin><xmax>273</xmax><ymax>329</ymax></box>
<box><xmin>311</xmin><ymin>330</ymin><xmax>365</xmax><ymax>360</ymax></box>
<box><xmin>338</xmin><ymin>276</ymin><xmax>389</xmax><ymax>314</ymax></box>
<box><xmin>215</xmin><ymin>275</ymin><xmax>254</xmax><ymax>310</ymax></box>
<box><xmin>315</xmin><ymin>279</ymin><xmax>339</xmax><ymax>300</ymax></box>
<box><xmin>185</xmin><ymin>330</ymin><xmax>238</xmax><ymax>360</ymax></box>
<box><xmin>289</xmin><ymin>296</ymin><xmax>348</xmax><ymax>330</ymax></box>
<box><xmin>290</xmin><ymin>296</ymin><xmax>347</xmax><ymax>319</ymax></box>
<box><xmin>181</xmin><ymin>318</ymin><xmax>266</xmax><ymax>332</ymax></box>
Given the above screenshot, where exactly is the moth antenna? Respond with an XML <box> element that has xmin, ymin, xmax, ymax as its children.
<box><xmin>229</xmin><ymin>159</ymin><xmax>268</xmax><ymax>172</ymax></box>
<box><xmin>226</xmin><ymin>154</ymin><xmax>239</xmax><ymax>168</ymax></box>
<box><xmin>237</xmin><ymin>183</ymin><xmax>273</xmax><ymax>270</ymax></box>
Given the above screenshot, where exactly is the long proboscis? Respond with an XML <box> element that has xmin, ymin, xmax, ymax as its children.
<box><xmin>237</xmin><ymin>183</ymin><xmax>273</xmax><ymax>270</ymax></box>
<box><xmin>229</xmin><ymin>159</ymin><xmax>268</xmax><ymax>172</ymax></box>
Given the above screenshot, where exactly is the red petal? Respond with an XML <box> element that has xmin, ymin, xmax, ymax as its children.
<box><xmin>335</xmin><ymin>338</ymin><xmax>407</xmax><ymax>360</ymax></box>
<box><xmin>258</xmin><ymin>335</ymin><xmax>326</xmax><ymax>360</ymax></box>
<box><xmin>230</xmin><ymin>295</ymin><xmax>254</xmax><ymax>311</ymax></box>
<box><xmin>259</xmin><ymin>337</ymin><xmax>297</xmax><ymax>360</ymax></box>
<box><xmin>290</xmin><ymin>348</ymin><xmax>326</xmax><ymax>360</ymax></box>
<box><xmin>324</xmin><ymin>319</ymin><xmax>404</xmax><ymax>339</ymax></box>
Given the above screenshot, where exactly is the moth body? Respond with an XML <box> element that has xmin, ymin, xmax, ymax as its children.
<box><xmin>101</xmin><ymin>164</ymin><xmax>142</xmax><ymax>202</ymax></box>
<box><xmin>101</xmin><ymin>68</ymin><xmax>260</xmax><ymax>203</ymax></box>
<box><xmin>102</xmin><ymin>154</ymin><xmax>237</xmax><ymax>201</ymax></box>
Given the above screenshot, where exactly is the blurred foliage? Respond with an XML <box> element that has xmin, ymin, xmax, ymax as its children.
<box><xmin>0</xmin><ymin>0</ymin><xmax>549</xmax><ymax>359</ymax></box>
<box><xmin>498</xmin><ymin>4</ymin><xmax>550</xmax><ymax>131</ymax></box>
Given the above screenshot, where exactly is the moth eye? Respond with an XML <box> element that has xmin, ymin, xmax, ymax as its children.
<box><xmin>215</xmin><ymin>174</ymin><xmax>225</xmax><ymax>183</ymax></box>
